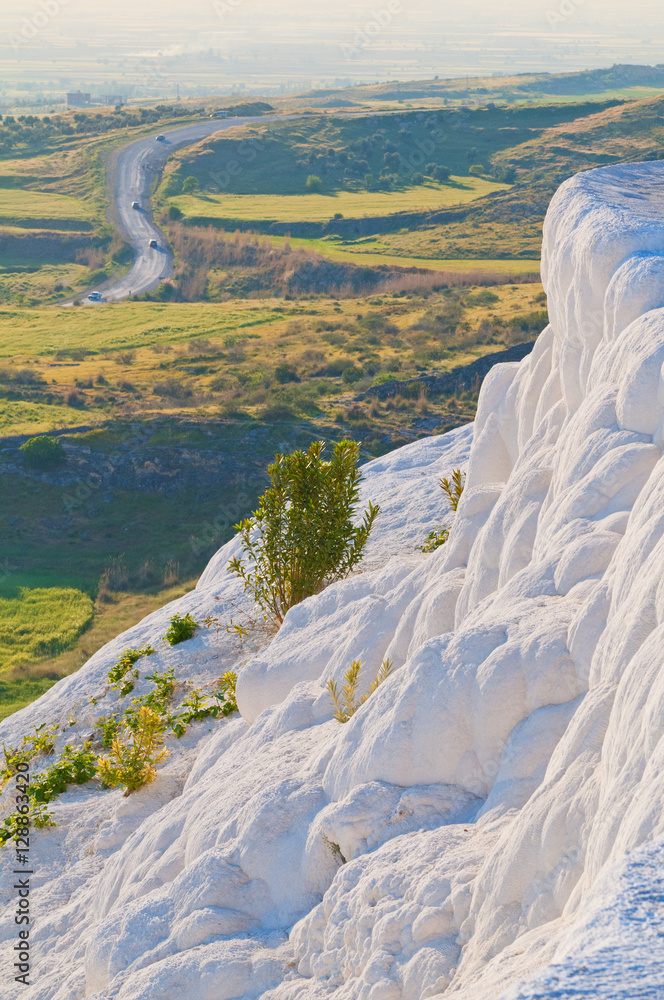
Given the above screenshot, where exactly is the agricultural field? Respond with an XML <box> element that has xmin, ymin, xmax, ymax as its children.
<box><xmin>0</xmin><ymin>188</ymin><xmax>94</xmax><ymax>227</ymax></box>
<box><xmin>0</xmin><ymin>581</ymin><xmax>195</xmax><ymax>721</ymax></box>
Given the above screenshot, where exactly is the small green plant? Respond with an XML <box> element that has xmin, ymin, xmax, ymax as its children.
<box><xmin>97</xmin><ymin>715</ymin><xmax>121</xmax><ymax>748</ymax></box>
<box><xmin>0</xmin><ymin>741</ymin><xmax>97</xmax><ymax>841</ymax></box>
<box><xmin>1</xmin><ymin>724</ymin><xmax>58</xmax><ymax>786</ymax></box>
<box><xmin>229</xmin><ymin>439</ymin><xmax>379</xmax><ymax>625</ymax></box>
<box><xmin>440</xmin><ymin>469</ymin><xmax>466</xmax><ymax>512</ymax></box>
<box><xmin>163</xmin><ymin>613</ymin><xmax>199</xmax><ymax>646</ymax></box>
<box><xmin>215</xmin><ymin>671</ymin><xmax>238</xmax><ymax>716</ymax></box>
<box><xmin>175</xmin><ymin>690</ymin><xmax>210</xmax><ymax>726</ymax></box>
<box><xmin>31</xmin><ymin>743</ymin><xmax>97</xmax><ymax>806</ymax></box>
<box><xmin>326</xmin><ymin>658</ymin><xmax>392</xmax><ymax>723</ymax></box>
<box><xmin>168</xmin><ymin>671</ymin><xmax>238</xmax><ymax>737</ymax></box>
<box><xmin>203</xmin><ymin>615</ymin><xmax>250</xmax><ymax>640</ymax></box>
<box><xmin>421</xmin><ymin>527</ymin><xmax>450</xmax><ymax>553</ymax></box>
<box><xmin>124</xmin><ymin>667</ymin><xmax>176</xmax><ymax>730</ymax></box>
<box><xmin>108</xmin><ymin>645</ymin><xmax>155</xmax><ymax>696</ymax></box>
<box><xmin>420</xmin><ymin>469</ymin><xmax>466</xmax><ymax>552</ymax></box>
<box><xmin>96</xmin><ymin>706</ymin><xmax>169</xmax><ymax>796</ymax></box>
<box><xmin>19</xmin><ymin>435</ymin><xmax>67</xmax><ymax>469</ymax></box>
<box><xmin>305</xmin><ymin>174</ymin><xmax>323</xmax><ymax>192</ymax></box>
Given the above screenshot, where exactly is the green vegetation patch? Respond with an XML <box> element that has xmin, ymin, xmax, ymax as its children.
<box><xmin>170</xmin><ymin>176</ymin><xmax>509</xmax><ymax>225</ymax></box>
<box><xmin>0</xmin><ymin>189</ymin><xmax>94</xmax><ymax>225</ymax></box>
<box><xmin>0</xmin><ymin>302</ymin><xmax>284</xmax><ymax>358</ymax></box>
<box><xmin>0</xmin><ymin>587</ymin><xmax>94</xmax><ymax>672</ymax></box>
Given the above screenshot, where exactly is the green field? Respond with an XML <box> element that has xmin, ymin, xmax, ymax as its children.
<box><xmin>171</xmin><ymin>176</ymin><xmax>510</xmax><ymax>224</ymax></box>
<box><xmin>279</xmin><ymin>236</ymin><xmax>541</xmax><ymax>275</ymax></box>
<box><xmin>0</xmin><ymin>188</ymin><xmax>94</xmax><ymax>225</ymax></box>
<box><xmin>0</xmin><ymin>301</ymin><xmax>282</xmax><ymax>358</ymax></box>
<box><xmin>0</xmin><ymin>587</ymin><xmax>94</xmax><ymax>673</ymax></box>
<box><xmin>0</xmin><ymin>400</ymin><xmax>105</xmax><ymax>437</ymax></box>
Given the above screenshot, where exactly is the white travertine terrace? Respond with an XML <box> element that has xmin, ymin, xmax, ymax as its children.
<box><xmin>2</xmin><ymin>162</ymin><xmax>664</xmax><ymax>999</ymax></box>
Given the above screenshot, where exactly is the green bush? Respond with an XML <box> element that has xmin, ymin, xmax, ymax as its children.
<box><xmin>440</xmin><ymin>469</ymin><xmax>465</xmax><ymax>512</ymax></box>
<box><xmin>305</xmin><ymin>174</ymin><xmax>323</xmax><ymax>192</ymax></box>
<box><xmin>171</xmin><ymin>673</ymin><xmax>238</xmax><ymax>736</ymax></box>
<box><xmin>468</xmin><ymin>164</ymin><xmax>485</xmax><ymax>177</ymax></box>
<box><xmin>97</xmin><ymin>715</ymin><xmax>120</xmax><ymax>748</ymax></box>
<box><xmin>31</xmin><ymin>743</ymin><xmax>97</xmax><ymax>805</ymax></box>
<box><xmin>420</xmin><ymin>527</ymin><xmax>450</xmax><ymax>553</ymax></box>
<box><xmin>97</xmin><ymin>706</ymin><xmax>169</xmax><ymax>797</ymax></box>
<box><xmin>274</xmin><ymin>364</ymin><xmax>299</xmax><ymax>384</ymax></box>
<box><xmin>0</xmin><ymin>739</ymin><xmax>97</xmax><ymax>841</ymax></box>
<box><xmin>19</xmin><ymin>435</ymin><xmax>66</xmax><ymax>469</ymax></box>
<box><xmin>432</xmin><ymin>165</ymin><xmax>451</xmax><ymax>182</ymax></box>
<box><xmin>229</xmin><ymin>439</ymin><xmax>379</xmax><ymax>624</ymax></box>
<box><xmin>411</xmin><ymin>171</ymin><xmax>425</xmax><ymax>185</ymax></box>
<box><xmin>341</xmin><ymin>365</ymin><xmax>364</xmax><ymax>384</ymax></box>
<box><xmin>182</xmin><ymin>176</ymin><xmax>200</xmax><ymax>194</ymax></box>
<box><xmin>163</xmin><ymin>613</ymin><xmax>198</xmax><ymax>646</ymax></box>
<box><xmin>123</xmin><ymin>667</ymin><xmax>176</xmax><ymax>730</ymax></box>
<box><xmin>0</xmin><ymin>724</ymin><xmax>58</xmax><ymax>786</ymax></box>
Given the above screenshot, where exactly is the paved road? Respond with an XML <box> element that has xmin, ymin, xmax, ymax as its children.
<box><xmin>89</xmin><ymin>116</ymin><xmax>289</xmax><ymax>304</ymax></box>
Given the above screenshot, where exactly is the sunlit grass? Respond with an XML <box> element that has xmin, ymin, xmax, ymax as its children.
<box><xmin>0</xmin><ymin>587</ymin><xmax>94</xmax><ymax>673</ymax></box>
<box><xmin>170</xmin><ymin>176</ymin><xmax>510</xmax><ymax>224</ymax></box>
<box><xmin>0</xmin><ymin>188</ymin><xmax>95</xmax><ymax>223</ymax></box>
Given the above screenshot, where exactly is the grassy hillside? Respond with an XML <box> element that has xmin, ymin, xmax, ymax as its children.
<box><xmin>301</xmin><ymin>64</ymin><xmax>664</xmax><ymax>107</ymax></box>
<box><xmin>164</xmin><ymin>102</ymin><xmax>618</xmax><ymax>199</ymax></box>
<box><xmin>160</xmin><ymin>96</ymin><xmax>664</xmax><ymax>269</ymax></box>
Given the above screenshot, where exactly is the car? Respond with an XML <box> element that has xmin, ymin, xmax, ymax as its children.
<box><xmin>149</xmin><ymin>239</ymin><xmax>158</xmax><ymax>248</ymax></box>
<box><xmin>88</xmin><ymin>291</ymin><xmax>102</xmax><ymax>301</ymax></box>
<box><xmin>131</xmin><ymin>201</ymin><xmax>140</xmax><ymax>209</ymax></box>
<box><xmin>156</xmin><ymin>134</ymin><xmax>166</xmax><ymax>141</ymax></box>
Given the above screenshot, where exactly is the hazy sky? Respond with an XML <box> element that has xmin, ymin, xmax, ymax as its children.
<box><xmin>2</xmin><ymin>0</ymin><xmax>664</xmax><ymax>96</ymax></box>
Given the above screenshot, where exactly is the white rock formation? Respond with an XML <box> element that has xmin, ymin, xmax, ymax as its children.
<box><xmin>3</xmin><ymin>161</ymin><xmax>664</xmax><ymax>999</ymax></box>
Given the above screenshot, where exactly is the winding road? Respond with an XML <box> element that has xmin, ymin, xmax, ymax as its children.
<box><xmin>94</xmin><ymin>115</ymin><xmax>289</xmax><ymax>304</ymax></box>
